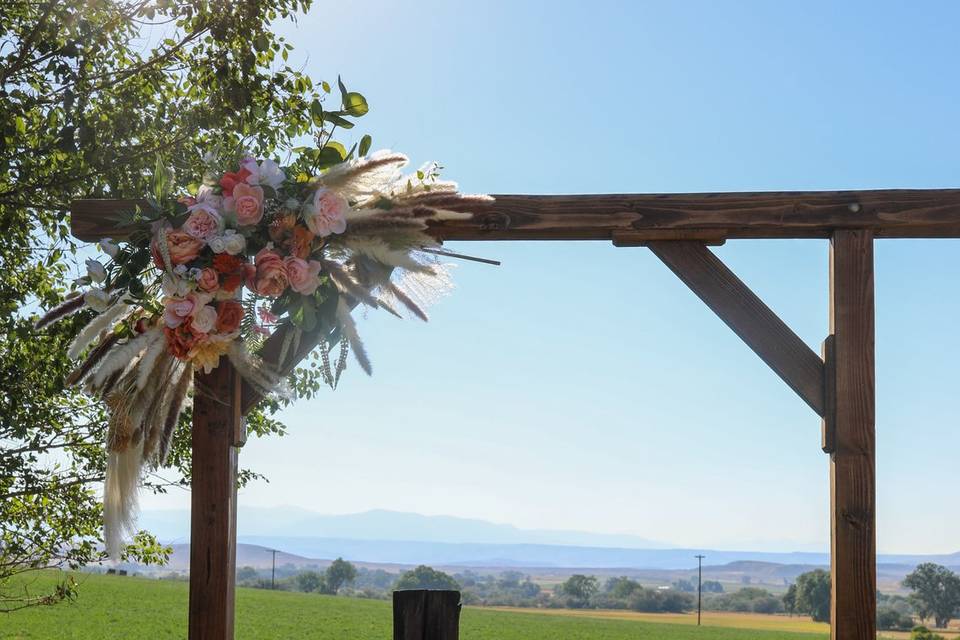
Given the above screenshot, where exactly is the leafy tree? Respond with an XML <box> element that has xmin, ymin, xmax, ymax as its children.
<box><xmin>877</xmin><ymin>606</ymin><xmax>915</xmax><ymax>631</ymax></box>
<box><xmin>903</xmin><ymin>563</ymin><xmax>960</xmax><ymax>629</ymax></box>
<box><xmin>1</xmin><ymin>0</ymin><xmax>368</xmax><ymax>609</ymax></box>
<box><xmin>783</xmin><ymin>583</ymin><xmax>798</xmax><ymax>615</ymax></box>
<box><xmin>322</xmin><ymin>558</ymin><xmax>357</xmax><ymax>594</ymax></box>
<box><xmin>558</xmin><ymin>574</ymin><xmax>598</xmax><ymax>608</ymax></box>
<box><xmin>605</xmin><ymin>576</ymin><xmax>640</xmax><ymax>600</ymax></box>
<box><xmin>795</xmin><ymin>569</ymin><xmax>831</xmax><ymax>623</ymax></box>
<box><xmin>672</xmin><ymin>578</ymin><xmax>695</xmax><ymax>593</ymax></box>
<box><xmin>394</xmin><ymin>566</ymin><xmax>460</xmax><ymax>592</ymax></box>
<box><xmin>702</xmin><ymin>580</ymin><xmax>724</xmax><ymax>593</ymax></box>
<box><xmin>295</xmin><ymin>570</ymin><xmax>325</xmax><ymax>593</ymax></box>
<box><xmin>630</xmin><ymin>587</ymin><xmax>694</xmax><ymax>613</ymax></box>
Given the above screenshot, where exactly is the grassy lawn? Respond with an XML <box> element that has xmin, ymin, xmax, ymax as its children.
<box><xmin>0</xmin><ymin>572</ymin><xmax>834</xmax><ymax>639</ymax></box>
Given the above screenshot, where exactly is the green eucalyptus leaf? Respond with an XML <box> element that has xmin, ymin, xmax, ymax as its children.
<box><xmin>358</xmin><ymin>134</ymin><xmax>372</xmax><ymax>157</ymax></box>
<box><xmin>343</xmin><ymin>92</ymin><xmax>368</xmax><ymax>117</ymax></box>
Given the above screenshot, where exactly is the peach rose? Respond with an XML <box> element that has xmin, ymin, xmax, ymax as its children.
<box><xmin>291</xmin><ymin>225</ymin><xmax>315</xmax><ymax>259</ymax></box>
<box><xmin>165</xmin><ymin>229</ymin><xmax>204</xmax><ymax>265</ymax></box>
<box><xmin>183</xmin><ymin>206</ymin><xmax>222</xmax><ymax>240</ymax></box>
<box><xmin>232</xmin><ymin>183</ymin><xmax>264</xmax><ymax>226</ymax></box>
<box><xmin>164</xmin><ymin>324</ymin><xmax>204</xmax><ymax>360</ymax></box>
<box><xmin>196</xmin><ymin>267</ymin><xmax>220</xmax><ymax>293</ymax></box>
<box><xmin>252</xmin><ymin>249</ymin><xmax>287</xmax><ymax>297</ymax></box>
<box><xmin>283</xmin><ymin>256</ymin><xmax>322</xmax><ymax>295</ymax></box>
<box><xmin>268</xmin><ymin>212</ymin><xmax>296</xmax><ymax>245</ymax></box>
<box><xmin>215</xmin><ymin>300</ymin><xmax>244</xmax><ymax>334</ymax></box>
<box><xmin>304</xmin><ymin>188</ymin><xmax>347</xmax><ymax>237</ymax></box>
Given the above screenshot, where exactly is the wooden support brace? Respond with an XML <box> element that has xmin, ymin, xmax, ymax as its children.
<box><xmin>189</xmin><ymin>362</ymin><xmax>243</xmax><ymax>640</ymax></box>
<box><xmin>393</xmin><ymin>590</ymin><xmax>461</xmax><ymax>640</ymax></box>
<box><xmin>645</xmin><ymin>241</ymin><xmax>826</xmax><ymax>416</ymax></box>
<box><xmin>828</xmin><ymin>230</ymin><xmax>876</xmax><ymax>640</ymax></box>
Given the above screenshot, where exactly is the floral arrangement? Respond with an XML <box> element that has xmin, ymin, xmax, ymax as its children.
<box><xmin>36</xmin><ymin>149</ymin><xmax>492</xmax><ymax>555</ymax></box>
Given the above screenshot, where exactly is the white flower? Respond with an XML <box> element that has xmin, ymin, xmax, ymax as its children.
<box><xmin>241</xmin><ymin>157</ymin><xmax>285</xmax><ymax>190</ymax></box>
<box><xmin>223</xmin><ymin>230</ymin><xmax>246</xmax><ymax>255</ymax></box>
<box><xmin>162</xmin><ymin>273</ymin><xmax>192</xmax><ymax>297</ymax></box>
<box><xmin>190</xmin><ymin>304</ymin><xmax>218</xmax><ymax>334</ymax></box>
<box><xmin>173</xmin><ymin>264</ymin><xmax>188</xmax><ymax>276</ymax></box>
<box><xmin>208</xmin><ymin>236</ymin><xmax>228</xmax><ymax>254</ymax></box>
<box><xmin>83</xmin><ymin>288</ymin><xmax>112</xmax><ymax>312</ymax></box>
<box><xmin>194</xmin><ymin>184</ymin><xmax>223</xmax><ymax>210</ymax></box>
<box><xmin>85</xmin><ymin>259</ymin><xmax>107</xmax><ymax>283</ymax></box>
<box><xmin>98</xmin><ymin>238</ymin><xmax>119</xmax><ymax>258</ymax></box>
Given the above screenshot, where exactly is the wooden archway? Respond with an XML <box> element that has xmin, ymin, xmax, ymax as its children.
<box><xmin>72</xmin><ymin>188</ymin><xmax>960</xmax><ymax>639</ymax></box>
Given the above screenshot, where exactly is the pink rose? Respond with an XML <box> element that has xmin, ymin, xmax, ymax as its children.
<box><xmin>183</xmin><ymin>206</ymin><xmax>222</xmax><ymax>240</ymax></box>
<box><xmin>196</xmin><ymin>267</ymin><xmax>220</xmax><ymax>293</ymax></box>
<box><xmin>231</xmin><ymin>183</ymin><xmax>264</xmax><ymax>226</ymax></box>
<box><xmin>252</xmin><ymin>249</ymin><xmax>287</xmax><ymax>297</ymax></box>
<box><xmin>284</xmin><ymin>256</ymin><xmax>322</xmax><ymax>295</ymax></box>
<box><xmin>304</xmin><ymin>188</ymin><xmax>347</xmax><ymax>237</ymax></box>
<box><xmin>163</xmin><ymin>292</ymin><xmax>210</xmax><ymax>328</ymax></box>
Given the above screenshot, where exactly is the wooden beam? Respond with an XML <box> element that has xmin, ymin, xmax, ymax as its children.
<box><xmin>828</xmin><ymin>230</ymin><xmax>876</xmax><ymax>640</ymax></box>
<box><xmin>189</xmin><ymin>362</ymin><xmax>242</xmax><ymax>640</ymax></box>
<box><xmin>647</xmin><ymin>241</ymin><xmax>825</xmax><ymax>416</ymax></box>
<box><xmin>393</xmin><ymin>590</ymin><xmax>461</xmax><ymax>640</ymax></box>
<box><xmin>72</xmin><ymin>188</ymin><xmax>960</xmax><ymax>242</ymax></box>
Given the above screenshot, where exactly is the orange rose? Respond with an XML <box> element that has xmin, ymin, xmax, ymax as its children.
<box><xmin>164</xmin><ymin>324</ymin><xmax>204</xmax><ymax>360</ymax></box>
<box><xmin>165</xmin><ymin>229</ymin><xmax>204</xmax><ymax>265</ymax></box>
<box><xmin>252</xmin><ymin>249</ymin><xmax>287</xmax><ymax>297</ymax></box>
<box><xmin>269</xmin><ymin>212</ymin><xmax>296</xmax><ymax>245</ymax></box>
<box><xmin>215</xmin><ymin>300</ymin><xmax>244</xmax><ymax>334</ymax></box>
<box><xmin>291</xmin><ymin>225</ymin><xmax>315</xmax><ymax>259</ymax></box>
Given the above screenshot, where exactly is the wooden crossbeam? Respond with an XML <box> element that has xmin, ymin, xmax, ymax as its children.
<box><xmin>646</xmin><ymin>241</ymin><xmax>825</xmax><ymax>416</ymax></box>
<box><xmin>71</xmin><ymin>188</ymin><xmax>960</xmax><ymax>243</ymax></box>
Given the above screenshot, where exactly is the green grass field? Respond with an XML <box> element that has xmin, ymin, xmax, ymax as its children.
<box><xmin>0</xmin><ymin>572</ymin><xmax>832</xmax><ymax>640</ymax></box>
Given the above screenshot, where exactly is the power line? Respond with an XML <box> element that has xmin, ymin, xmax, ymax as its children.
<box><xmin>695</xmin><ymin>554</ymin><xmax>706</xmax><ymax>626</ymax></box>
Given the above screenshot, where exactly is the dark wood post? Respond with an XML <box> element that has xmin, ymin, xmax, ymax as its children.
<box><xmin>393</xmin><ymin>590</ymin><xmax>461</xmax><ymax>640</ymax></box>
<box><xmin>827</xmin><ymin>230</ymin><xmax>876</xmax><ymax>640</ymax></box>
<box><xmin>189</xmin><ymin>361</ymin><xmax>244</xmax><ymax>640</ymax></box>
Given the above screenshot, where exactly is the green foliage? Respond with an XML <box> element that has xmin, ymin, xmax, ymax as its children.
<box><xmin>0</xmin><ymin>571</ymin><xmax>830</xmax><ymax>640</ymax></box>
<box><xmin>903</xmin><ymin>563</ymin><xmax>960</xmax><ymax>629</ymax></box>
<box><xmin>782</xmin><ymin>583</ymin><xmax>797</xmax><ymax>615</ymax></box>
<box><xmin>877</xmin><ymin>606</ymin><xmax>915</xmax><ymax>631</ymax></box>
<box><xmin>794</xmin><ymin>570</ymin><xmax>831</xmax><ymax>623</ymax></box>
<box><xmin>557</xmin><ymin>574</ymin><xmax>598</xmax><ymax>608</ymax></box>
<box><xmin>295</xmin><ymin>570</ymin><xmax>325</xmax><ymax>594</ymax></box>
<box><xmin>710</xmin><ymin>587</ymin><xmax>782</xmax><ymax>615</ymax></box>
<box><xmin>703</xmin><ymin>580</ymin><xmax>725</xmax><ymax>594</ymax></box>
<box><xmin>0</xmin><ymin>0</ymin><xmax>366</xmax><ymax>610</ymax></box>
<box><xmin>911</xmin><ymin>626</ymin><xmax>947</xmax><ymax>640</ymax></box>
<box><xmin>394</xmin><ymin>565</ymin><xmax>460</xmax><ymax>592</ymax></box>
<box><xmin>323</xmin><ymin>558</ymin><xmax>358</xmax><ymax>594</ymax></box>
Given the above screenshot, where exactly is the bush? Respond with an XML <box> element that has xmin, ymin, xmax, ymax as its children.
<box><xmin>911</xmin><ymin>626</ymin><xmax>946</xmax><ymax>640</ymax></box>
<box><xmin>877</xmin><ymin>606</ymin><xmax>914</xmax><ymax>631</ymax></box>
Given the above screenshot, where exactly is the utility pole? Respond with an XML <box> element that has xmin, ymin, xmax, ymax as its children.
<box><xmin>695</xmin><ymin>554</ymin><xmax>705</xmax><ymax>626</ymax></box>
<box><xmin>268</xmin><ymin>549</ymin><xmax>278</xmax><ymax>590</ymax></box>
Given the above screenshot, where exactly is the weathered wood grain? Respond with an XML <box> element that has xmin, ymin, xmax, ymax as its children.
<box><xmin>647</xmin><ymin>241</ymin><xmax>825</xmax><ymax>416</ymax></box>
<box><xmin>189</xmin><ymin>362</ymin><xmax>242</xmax><ymax>640</ymax></box>
<box><xmin>828</xmin><ymin>230</ymin><xmax>876</xmax><ymax>640</ymax></box>
<box><xmin>393</xmin><ymin>590</ymin><xmax>461</xmax><ymax>640</ymax></box>
<box><xmin>72</xmin><ymin>188</ymin><xmax>960</xmax><ymax>242</ymax></box>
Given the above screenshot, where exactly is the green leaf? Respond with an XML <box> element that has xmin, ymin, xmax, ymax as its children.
<box><xmin>315</xmin><ymin>144</ymin><xmax>347</xmax><ymax>169</ymax></box>
<box><xmin>309</xmin><ymin>99</ymin><xmax>324</xmax><ymax>125</ymax></box>
<box><xmin>253</xmin><ymin>35</ymin><xmax>269</xmax><ymax>52</ymax></box>
<box><xmin>343</xmin><ymin>92</ymin><xmax>368</xmax><ymax>117</ymax></box>
<box><xmin>321</xmin><ymin>81</ymin><xmax>331</xmax><ymax>93</ymax></box>
<box><xmin>358</xmin><ymin>134</ymin><xmax>372</xmax><ymax>157</ymax></box>
<box><xmin>323</xmin><ymin>112</ymin><xmax>354</xmax><ymax>129</ymax></box>
<box><xmin>337</xmin><ymin>75</ymin><xmax>348</xmax><ymax>100</ymax></box>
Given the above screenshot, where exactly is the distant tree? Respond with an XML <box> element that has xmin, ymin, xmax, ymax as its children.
<box><xmin>558</xmin><ymin>574</ymin><xmax>598</xmax><ymax>608</ymax></box>
<box><xmin>673</xmin><ymin>579</ymin><xmax>695</xmax><ymax>593</ymax></box>
<box><xmin>630</xmin><ymin>587</ymin><xmax>694</xmax><ymax>613</ymax></box>
<box><xmin>795</xmin><ymin>569</ymin><xmax>831</xmax><ymax>623</ymax></box>
<box><xmin>605</xmin><ymin>577</ymin><xmax>641</xmax><ymax>600</ymax></box>
<box><xmin>903</xmin><ymin>563</ymin><xmax>960</xmax><ymax>629</ymax></box>
<box><xmin>323</xmin><ymin>558</ymin><xmax>357</xmax><ymax>594</ymax></box>
<box><xmin>295</xmin><ymin>570</ymin><xmax>325</xmax><ymax>593</ymax></box>
<box><xmin>877</xmin><ymin>606</ymin><xmax>914</xmax><ymax>631</ymax></box>
<box><xmin>783</xmin><ymin>583</ymin><xmax>798</xmax><ymax>615</ymax></box>
<box><xmin>236</xmin><ymin>566</ymin><xmax>259</xmax><ymax>584</ymax></box>
<box><xmin>911</xmin><ymin>626</ymin><xmax>947</xmax><ymax>640</ymax></box>
<box><xmin>702</xmin><ymin>580</ymin><xmax>724</xmax><ymax>594</ymax></box>
<box><xmin>394</xmin><ymin>565</ymin><xmax>460</xmax><ymax>592</ymax></box>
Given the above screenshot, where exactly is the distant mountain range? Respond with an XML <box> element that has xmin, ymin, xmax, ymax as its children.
<box><xmin>137</xmin><ymin>507</ymin><xmax>960</xmax><ymax>572</ymax></box>
<box><xmin>139</xmin><ymin>507</ymin><xmax>669</xmax><ymax>549</ymax></box>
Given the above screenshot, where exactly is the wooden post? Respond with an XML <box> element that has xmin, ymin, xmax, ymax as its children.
<box><xmin>189</xmin><ymin>361</ymin><xmax>244</xmax><ymax>640</ymax></box>
<box><xmin>828</xmin><ymin>230</ymin><xmax>876</xmax><ymax>640</ymax></box>
<box><xmin>393</xmin><ymin>590</ymin><xmax>461</xmax><ymax>640</ymax></box>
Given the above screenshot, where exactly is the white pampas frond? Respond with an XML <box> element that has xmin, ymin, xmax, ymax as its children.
<box><xmin>343</xmin><ymin>237</ymin><xmax>436</xmax><ymax>273</ymax></box>
<box><xmin>319</xmin><ymin>151</ymin><xmax>408</xmax><ymax>202</ymax></box>
<box><xmin>67</xmin><ymin>301</ymin><xmax>129</xmax><ymax>360</ymax></box>
<box><xmin>90</xmin><ymin>329</ymin><xmax>155</xmax><ymax>391</ymax></box>
<box><xmin>379</xmin><ymin>261</ymin><xmax>456</xmax><ymax>321</ymax></box>
<box><xmin>136</xmin><ymin>328</ymin><xmax>167</xmax><ymax>389</ymax></box>
<box><xmin>336</xmin><ymin>299</ymin><xmax>371</xmax><ymax>375</ymax></box>
<box><xmin>226</xmin><ymin>341</ymin><xmax>286</xmax><ymax>398</ymax></box>
<box><xmin>103</xmin><ymin>438</ymin><xmax>144</xmax><ymax>560</ymax></box>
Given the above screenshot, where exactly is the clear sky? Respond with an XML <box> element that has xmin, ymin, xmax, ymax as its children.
<box><xmin>142</xmin><ymin>0</ymin><xmax>960</xmax><ymax>554</ymax></box>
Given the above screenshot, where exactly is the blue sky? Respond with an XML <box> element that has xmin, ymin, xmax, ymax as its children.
<box><xmin>142</xmin><ymin>1</ymin><xmax>960</xmax><ymax>554</ymax></box>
